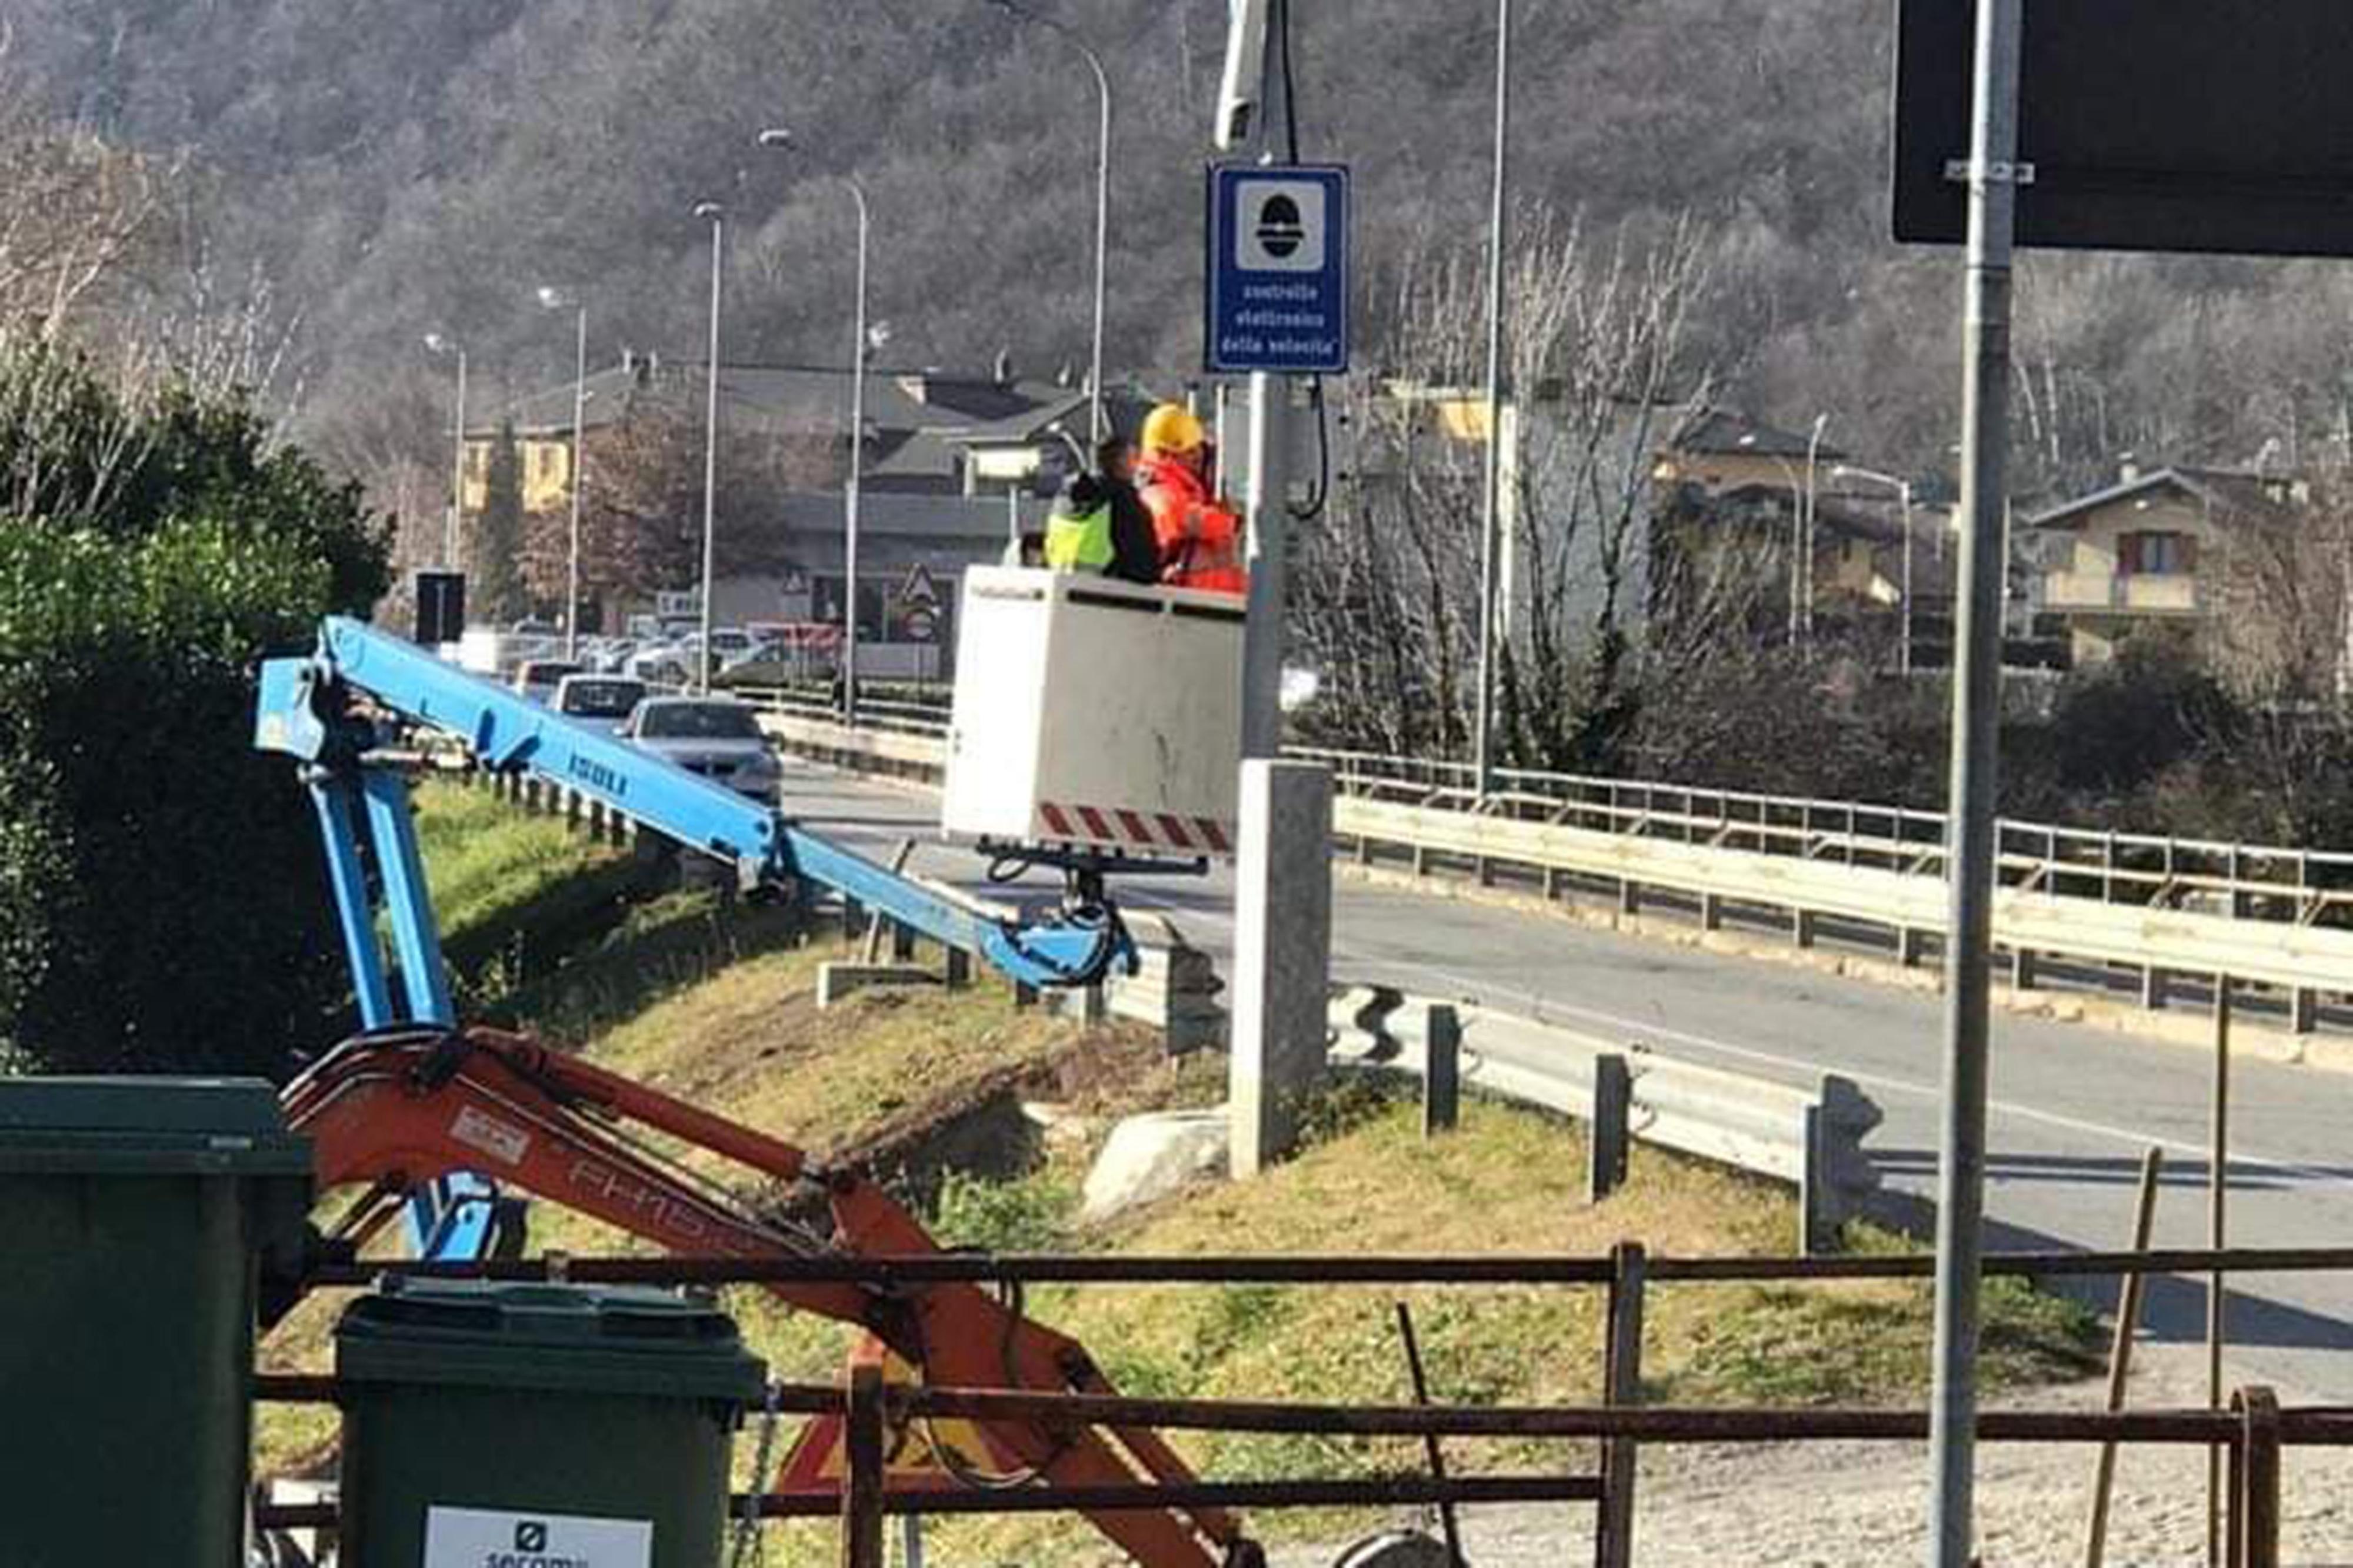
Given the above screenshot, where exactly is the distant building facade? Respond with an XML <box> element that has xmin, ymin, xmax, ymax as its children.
<box><xmin>2024</xmin><ymin>461</ymin><xmax>2304</xmax><ymax>665</ymax></box>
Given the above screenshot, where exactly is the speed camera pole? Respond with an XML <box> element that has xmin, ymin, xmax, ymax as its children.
<box><xmin>1925</xmin><ymin>0</ymin><xmax>2025</xmax><ymax>1563</ymax></box>
<box><xmin>1220</xmin><ymin>0</ymin><xmax>1335</xmax><ymax>1178</ymax></box>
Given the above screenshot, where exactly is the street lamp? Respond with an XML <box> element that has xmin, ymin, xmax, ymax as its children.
<box><xmin>1471</xmin><ymin>0</ymin><xmax>1513</xmax><ymax>798</ymax></box>
<box><xmin>422</xmin><ymin>333</ymin><xmax>466</xmax><ymax>568</ymax></box>
<box><xmin>981</xmin><ymin>0</ymin><xmax>1111</xmax><ymax>445</ymax></box>
<box><xmin>536</xmin><ymin>288</ymin><xmax>591</xmax><ymax>658</ymax></box>
<box><xmin>758</xmin><ymin>128</ymin><xmax>871</xmax><ymax>723</ymax></box>
<box><xmin>694</xmin><ymin>200</ymin><xmax>726</xmax><ymax>695</ymax></box>
<box><xmin>1835</xmin><ymin>463</ymin><xmax>1918</xmax><ymax>675</ymax></box>
<box><xmin>1802</xmin><ymin>413</ymin><xmax>1829</xmax><ymax>646</ymax></box>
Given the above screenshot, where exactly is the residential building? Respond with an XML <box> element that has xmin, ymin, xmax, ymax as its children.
<box><xmin>464</xmin><ymin>354</ymin><xmax>1156</xmax><ymax>666</ymax></box>
<box><xmin>2024</xmin><ymin>461</ymin><xmax>2304</xmax><ymax>665</ymax></box>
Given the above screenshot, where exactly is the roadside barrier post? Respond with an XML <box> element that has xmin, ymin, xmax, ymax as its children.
<box><xmin>1588</xmin><ymin>1055</ymin><xmax>1631</xmax><ymax>1203</ymax></box>
<box><xmin>1424</xmin><ymin>1005</ymin><xmax>1462</xmax><ymax>1137</ymax></box>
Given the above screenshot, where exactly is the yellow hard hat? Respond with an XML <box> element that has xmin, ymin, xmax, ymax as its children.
<box><xmin>1142</xmin><ymin>402</ymin><xmax>1205</xmax><ymax>455</ymax></box>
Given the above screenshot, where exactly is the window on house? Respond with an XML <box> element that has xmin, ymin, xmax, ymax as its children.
<box><xmin>2118</xmin><ymin>531</ymin><xmax>2196</xmax><ymax>575</ymax></box>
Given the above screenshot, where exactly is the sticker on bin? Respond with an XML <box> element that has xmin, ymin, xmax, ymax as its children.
<box><xmin>423</xmin><ymin>1506</ymin><xmax>651</xmax><ymax>1568</ymax></box>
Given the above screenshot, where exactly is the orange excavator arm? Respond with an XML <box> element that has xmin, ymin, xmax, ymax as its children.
<box><xmin>282</xmin><ymin>1026</ymin><xmax>1258</xmax><ymax>1568</ymax></box>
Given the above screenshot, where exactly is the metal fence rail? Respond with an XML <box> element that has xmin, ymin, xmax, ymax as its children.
<box><xmin>259</xmin><ymin>1238</ymin><xmax>2341</xmax><ymax>1567</ymax></box>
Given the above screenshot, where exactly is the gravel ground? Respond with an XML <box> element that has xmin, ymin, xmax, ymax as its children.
<box><xmin>1274</xmin><ymin>1346</ymin><xmax>2353</xmax><ymax>1568</ymax></box>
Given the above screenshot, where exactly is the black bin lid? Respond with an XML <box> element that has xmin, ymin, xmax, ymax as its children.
<box><xmin>337</xmin><ymin>1279</ymin><xmax>766</xmax><ymax>1403</ymax></box>
<box><xmin>0</xmin><ymin>1077</ymin><xmax>312</xmax><ymax>1177</ymax></box>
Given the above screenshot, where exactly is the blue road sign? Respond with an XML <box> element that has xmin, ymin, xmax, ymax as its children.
<box><xmin>1205</xmin><ymin>164</ymin><xmax>1350</xmax><ymax>375</ymax></box>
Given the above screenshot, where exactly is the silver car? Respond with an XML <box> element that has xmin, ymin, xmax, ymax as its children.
<box><xmin>622</xmin><ymin>696</ymin><xmax>782</xmax><ymax>805</ymax></box>
<box><xmin>551</xmin><ymin>673</ymin><xmax>648</xmax><ymax>738</ymax></box>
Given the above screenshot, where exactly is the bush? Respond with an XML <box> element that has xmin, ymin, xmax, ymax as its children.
<box><xmin>0</xmin><ymin>344</ymin><xmax>389</xmax><ymax>1077</ymax></box>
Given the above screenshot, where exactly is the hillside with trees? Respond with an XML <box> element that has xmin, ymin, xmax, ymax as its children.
<box><xmin>10</xmin><ymin>0</ymin><xmax>2353</xmax><ymax>505</ymax></box>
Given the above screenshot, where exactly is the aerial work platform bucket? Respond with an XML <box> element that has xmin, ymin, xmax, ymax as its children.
<box><xmin>942</xmin><ymin>568</ymin><xmax>1244</xmax><ymax>859</ymax></box>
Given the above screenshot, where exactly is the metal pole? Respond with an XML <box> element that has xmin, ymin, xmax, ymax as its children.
<box><xmin>699</xmin><ymin>206</ymin><xmax>725</xmax><ymax>695</ymax></box>
<box><xmin>1802</xmin><ymin>413</ymin><xmax>1827</xmax><ymax>646</ymax></box>
<box><xmin>1901</xmin><ymin>481</ymin><xmax>1917</xmax><ymax>676</ymax></box>
<box><xmin>1394</xmin><ymin>1302</ymin><xmax>1464</xmax><ymax>1567</ymax></box>
<box><xmin>1084</xmin><ymin>39</ymin><xmax>1110</xmax><ymax>446</ymax></box>
<box><xmin>1924</xmin><ymin>0</ymin><xmax>2023</xmax><ymax>1560</ymax></box>
<box><xmin>2084</xmin><ymin>1146</ymin><xmax>2164</xmax><ymax>1568</ymax></box>
<box><xmin>1471</xmin><ymin>0</ymin><xmax>1512</xmax><ymax>796</ymax></box>
<box><xmin>1241</xmin><ymin>368</ymin><xmax>1291</xmax><ymax>762</ymax></box>
<box><xmin>2208</xmin><ymin>975</ymin><xmax>2234</xmax><ymax>1568</ymax></box>
<box><xmin>448</xmin><ymin>349</ymin><xmax>468</xmax><ymax>568</ymax></box>
<box><xmin>845</xmin><ymin>182</ymin><xmax>870</xmax><ymax>725</ymax></box>
<box><xmin>565</xmin><ymin>305</ymin><xmax>588</xmax><ymax>658</ymax></box>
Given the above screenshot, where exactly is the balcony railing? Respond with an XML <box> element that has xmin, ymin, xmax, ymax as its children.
<box><xmin>2042</xmin><ymin>571</ymin><xmax>2201</xmax><ymax>613</ymax></box>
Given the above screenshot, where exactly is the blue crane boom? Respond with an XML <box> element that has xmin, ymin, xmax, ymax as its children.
<box><xmin>255</xmin><ymin>616</ymin><xmax>1135</xmax><ymax>1259</ymax></box>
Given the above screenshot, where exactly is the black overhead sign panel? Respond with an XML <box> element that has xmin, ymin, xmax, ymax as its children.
<box><xmin>1893</xmin><ymin>1</ymin><xmax>2353</xmax><ymax>257</ymax></box>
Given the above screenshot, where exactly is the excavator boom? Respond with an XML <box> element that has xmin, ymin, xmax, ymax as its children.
<box><xmin>284</xmin><ymin>1026</ymin><xmax>1253</xmax><ymax>1568</ymax></box>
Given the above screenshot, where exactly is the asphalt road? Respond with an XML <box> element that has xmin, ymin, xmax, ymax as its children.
<box><xmin>774</xmin><ymin>758</ymin><xmax>2353</xmax><ymax>1400</ymax></box>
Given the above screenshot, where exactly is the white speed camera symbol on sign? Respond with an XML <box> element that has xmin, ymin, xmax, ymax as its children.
<box><xmin>1235</xmin><ymin>179</ymin><xmax>1328</xmax><ymax>273</ymax></box>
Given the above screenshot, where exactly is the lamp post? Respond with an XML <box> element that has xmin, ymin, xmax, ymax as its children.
<box><xmin>536</xmin><ymin>289</ymin><xmax>591</xmax><ymax>657</ymax></box>
<box><xmin>758</xmin><ymin>129</ymin><xmax>871</xmax><ymax>723</ymax></box>
<box><xmin>1835</xmin><ymin>464</ymin><xmax>1917</xmax><ymax>675</ymax></box>
<box><xmin>982</xmin><ymin>0</ymin><xmax>1111</xmax><ymax>444</ymax></box>
<box><xmin>1471</xmin><ymin>0</ymin><xmax>1514</xmax><ymax>799</ymax></box>
<box><xmin>1802</xmin><ymin>413</ymin><xmax>1829</xmax><ymax>646</ymax></box>
<box><xmin>695</xmin><ymin>200</ymin><xmax>725</xmax><ymax>695</ymax></box>
<box><xmin>422</xmin><ymin>333</ymin><xmax>466</xmax><ymax>568</ymax></box>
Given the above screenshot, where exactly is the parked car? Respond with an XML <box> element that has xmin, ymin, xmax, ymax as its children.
<box><xmin>551</xmin><ymin>673</ymin><xmax>648</xmax><ymax>737</ymax></box>
<box><xmin>512</xmin><ymin>659</ymin><xmax>584</xmax><ymax>705</ymax></box>
<box><xmin>625</xmin><ymin>642</ymin><xmax>693</xmax><ymax>687</ymax></box>
<box><xmin>622</xmin><ymin>696</ymin><xmax>782</xmax><ymax>804</ymax></box>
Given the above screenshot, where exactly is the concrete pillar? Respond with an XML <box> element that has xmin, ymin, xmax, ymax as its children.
<box><xmin>2012</xmin><ymin>946</ymin><xmax>2038</xmax><ymax>992</ymax></box>
<box><xmin>1700</xmin><ymin>892</ymin><xmax>1724</xmax><ymax>933</ymax></box>
<box><xmin>1617</xmin><ymin>878</ymin><xmax>1641</xmax><ymax>918</ymax></box>
<box><xmin>1229</xmin><ymin>760</ymin><xmax>1335</xmax><ymax>1179</ymax></box>
<box><xmin>2144</xmin><ymin>965</ymin><xmax>2171</xmax><ymax>1012</ymax></box>
<box><xmin>2292</xmin><ymin>986</ymin><xmax>2319</xmax><ymax>1036</ymax></box>
<box><xmin>1898</xmin><ymin>926</ymin><xmax>1927</xmax><ymax>968</ymax></box>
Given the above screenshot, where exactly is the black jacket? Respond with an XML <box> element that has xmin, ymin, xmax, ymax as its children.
<box><xmin>1098</xmin><ymin>473</ymin><xmax>1161</xmax><ymax>585</ymax></box>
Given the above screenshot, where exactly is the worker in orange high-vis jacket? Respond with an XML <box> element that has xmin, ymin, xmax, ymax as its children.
<box><xmin>1136</xmin><ymin>403</ymin><xmax>1246</xmax><ymax>596</ymax></box>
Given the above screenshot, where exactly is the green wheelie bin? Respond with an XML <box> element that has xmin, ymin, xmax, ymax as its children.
<box><xmin>0</xmin><ymin>1076</ymin><xmax>314</xmax><ymax>1568</ymax></box>
<box><xmin>335</xmin><ymin>1279</ymin><xmax>766</xmax><ymax>1567</ymax></box>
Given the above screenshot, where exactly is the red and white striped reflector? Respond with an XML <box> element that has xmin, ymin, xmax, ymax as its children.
<box><xmin>1039</xmin><ymin>801</ymin><xmax>1232</xmax><ymax>856</ymax></box>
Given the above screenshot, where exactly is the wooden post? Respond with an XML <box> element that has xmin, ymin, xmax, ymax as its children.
<box><xmin>2233</xmin><ymin>1387</ymin><xmax>2281</xmax><ymax>1568</ymax></box>
<box><xmin>2208</xmin><ymin>975</ymin><xmax>2234</xmax><ymax>1568</ymax></box>
<box><xmin>2084</xmin><ymin>1146</ymin><xmax>2165</xmax><ymax>1568</ymax></box>
<box><xmin>1588</xmin><ymin>1055</ymin><xmax>1631</xmax><ymax>1203</ymax></box>
<box><xmin>1423</xmin><ymin>1005</ymin><xmax>1461</xmax><ymax>1137</ymax></box>
<box><xmin>840</xmin><ymin>1361</ymin><xmax>885</xmax><ymax>1568</ymax></box>
<box><xmin>1594</xmin><ymin>1240</ymin><xmax>1647</xmax><ymax>1568</ymax></box>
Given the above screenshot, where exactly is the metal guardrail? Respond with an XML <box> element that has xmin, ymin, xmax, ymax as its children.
<box><xmin>1329</xmin><ymin>989</ymin><xmax>1881</xmax><ymax>1253</ymax></box>
<box><xmin>1292</xmin><ymin>745</ymin><xmax>2353</xmax><ymax>932</ymax></box>
<box><xmin>735</xmin><ymin>705</ymin><xmax>2351</xmax><ymax>1025</ymax></box>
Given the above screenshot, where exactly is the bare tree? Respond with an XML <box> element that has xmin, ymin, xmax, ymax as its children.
<box><xmin>1294</xmin><ymin>206</ymin><xmax>1715</xmax><ymax>767</ymax></box>
<box><xmin>0</xmin><ymin>51</ymin><xmax>177</xmax><ymax>341</ymax></box>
